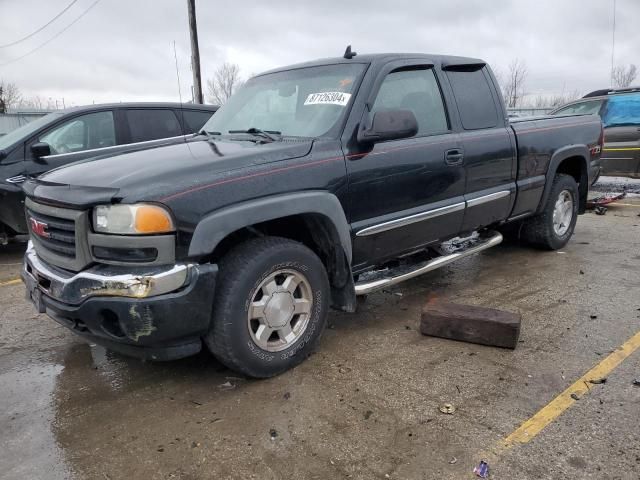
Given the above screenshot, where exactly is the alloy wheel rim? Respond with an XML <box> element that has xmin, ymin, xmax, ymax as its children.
<box><xmin>247</xmin><ymin>269</ymin><xmax>313</xmax><ymax>352</ymax></box>
<box><xmin>552</xmin><ymin>189</ymin><xmax>573</xmax><ymax>236</ymax></box>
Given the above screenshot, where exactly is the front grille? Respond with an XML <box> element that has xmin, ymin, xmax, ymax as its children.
<box><xmin>25</xmin><ymin>198</ymin><xmax>90</xmax><ymax>272</ymax></box>
<box><xmin>26</xmin><ymin>208</ymin><xmax>77</xmax><ymax>258</ymax></box>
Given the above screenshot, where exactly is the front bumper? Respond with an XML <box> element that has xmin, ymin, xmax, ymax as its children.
<box><xmin>22</xmin><ymin>244</ymin><xmax>218</xmax><ymax>361</ymax></box>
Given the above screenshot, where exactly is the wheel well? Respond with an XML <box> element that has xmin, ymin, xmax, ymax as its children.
<box><xmin>207</xmin><ymin>214</ymin><xmax>355</xmax><ymax>312</ymax></box>
<box><xmin>556</xmin><ymin>156</ymin><xmax>588</xmax><ymax>212</ymax></box>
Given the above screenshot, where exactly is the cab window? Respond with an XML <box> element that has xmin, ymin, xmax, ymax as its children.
<box><xmin>38</xmin><ymin>111</ymin><xmax>115</xmax><ymax>155</ymax></box>
<box><xmin>446</xmin><ymin>68</ymin><xmax>499</xmax><ymax>130</ymax></box>
<box><xmin>371</xmin><ymin>67</ymin><xmax>449</xmax><ymax>136</ymax></box>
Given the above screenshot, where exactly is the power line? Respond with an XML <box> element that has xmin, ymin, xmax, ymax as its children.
<box><xmin>0</xmin><ymin>0</ymin><xmax>79</xmax><ymax>49</ymax></box>
<box><xmin>0</xmin><ymin>0</ymin><xmax>101</xmax><ymax>67</ymax></box>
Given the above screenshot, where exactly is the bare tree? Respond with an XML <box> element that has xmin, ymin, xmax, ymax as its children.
<box><xmin>612</xmin><ymin>64</ymin><xmax>637</xmax><ymax>88</ymax></box>
<box><xmin>528</xmin><ymin>89</ymin><xmax>581</xmax><ymax>109</ymax></box>
<box><xmin>0</xmin><ymin>80</ymin><xmax>22</xmax><ymax>113</ymax></box>
<box><xmin>501</xmin><ymin>59</ymin><xmax>527</xmax><ymax>108</ymax></box>
<box><xmin>206</xmin><ymin>62</ymin><xmax>244</xmax><ymax>105</ymax></box>
<box><xmin>18</xmin><ymin>95</ymin><xmax>47</xmax><ymax>110</ymax></box>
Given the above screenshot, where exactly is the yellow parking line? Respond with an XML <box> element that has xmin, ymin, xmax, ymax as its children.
<box><xmin>501</xmin><ymin>329</ymin><xmax>640</xmax><ymax>449</ymax></box>
<box><xmin>0</xmin><ymin>278</ymin><xmax>21</xmax><ymax>287</ymax></box>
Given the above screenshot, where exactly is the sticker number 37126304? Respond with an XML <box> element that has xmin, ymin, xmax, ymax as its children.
<box><xmin>304</xmin><ymin>91</ymin><xmax>352</xmax><ymax>106</ymax></box>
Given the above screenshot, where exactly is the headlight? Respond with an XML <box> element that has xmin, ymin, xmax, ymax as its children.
<box><xmin>93</xmin><ymin>204</ymin><xmax>175</xmax><ymax>235</ymax></box>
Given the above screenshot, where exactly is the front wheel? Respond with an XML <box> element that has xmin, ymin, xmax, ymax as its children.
<box><xmin>205</xmin><ymin>236</ymin><xmax>330</xmax><ymax>378</ymax></box>
<box><xmin>521</xmin><ymin>173</ymin><xmax>579</xmax><ymax>250</ymax></box>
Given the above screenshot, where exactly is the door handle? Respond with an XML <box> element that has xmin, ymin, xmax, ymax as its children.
<box><xmin>444</xmin><ymin>149</ymin><xmax>464</xmax><ymax>166</ymax></box>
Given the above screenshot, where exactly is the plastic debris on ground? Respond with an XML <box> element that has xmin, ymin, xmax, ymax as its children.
<box><xmin>594</xmin><ymin>206</ymin><xmax>607</xmax><ymax>215</ymax></box>
<box><xmin>439</xmin><ymin>403</ymin><xmax>456</xmax><ymax>414</ymax></box>
<box><xmin>473</xmin><ymin>460</ymin><xmax>489</xmax><ymax>478</ymax></box>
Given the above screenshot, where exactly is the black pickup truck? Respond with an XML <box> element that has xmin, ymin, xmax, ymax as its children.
<box><xmin>21</xmin><ymin>52</ymin><xmax>603</xmax><ymax>377</ymax></box>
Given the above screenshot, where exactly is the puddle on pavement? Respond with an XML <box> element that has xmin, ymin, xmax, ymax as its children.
<box><xmin>0</xmin><ymin>361</ymin><xmax>72</xmax><ymax>480</ymax></box>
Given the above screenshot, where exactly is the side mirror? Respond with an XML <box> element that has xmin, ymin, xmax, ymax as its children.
<box><xmin>358</xmin><ymin>109</ymin><xmax>418</xmax><ymax>144</ymax></box>
<box><xmin>31</xmin><ymin>142</ymin><xmax>51</xmax><ymax>160</ymax></box>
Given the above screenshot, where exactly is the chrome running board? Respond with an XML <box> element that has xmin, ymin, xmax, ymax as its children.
<box><xmin>354</xmin><ymin>231</ymin><xmax>503</xmax><ymax>295</ymax></box>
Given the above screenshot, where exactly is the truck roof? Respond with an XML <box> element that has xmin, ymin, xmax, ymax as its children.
<box><xmin>258</xmin><ymin>53</ymin><xmax>486</xmax><ymax>76</ymax></box>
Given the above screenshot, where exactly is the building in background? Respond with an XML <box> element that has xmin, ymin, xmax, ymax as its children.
<box><xmin>0</xmin><ymin>109</ymin><xmax>52</xmax><ymax>136</ymax></box>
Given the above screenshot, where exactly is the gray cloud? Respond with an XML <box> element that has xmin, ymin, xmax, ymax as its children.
<box><xmin>0</xmin><ymin>0</ymin><xmax>638</xmax><ymax>106</ymax></box>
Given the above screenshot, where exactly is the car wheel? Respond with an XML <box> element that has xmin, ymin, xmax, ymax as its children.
<box><xmin>521</xmin><ymin>173</ymin><xmax>579</xmax><ymax>250</ymax></box>
<box><xmin>204</xmin><ymin>236</ymin><xmax>330</xmax><ymax>378</ymax></box>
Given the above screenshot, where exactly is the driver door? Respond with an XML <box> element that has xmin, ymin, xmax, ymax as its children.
<box><xmin>346</xmin><ymin>63</ymin><xmax>465</xmax><ymax>269</ymax></box>
<box><xmin>25</xmin><ymin>110</ymin><xmax>117</xmax><ymax>176</ymax></box>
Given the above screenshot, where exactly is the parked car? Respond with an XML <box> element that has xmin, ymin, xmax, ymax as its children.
<box><xmin>22</xmin><ymin>52</ymin><xmax>602</xmax><ymax>377</ymax></box>
<box><xmin>551</xmin><ymin>87</ymin><xmax>640</xmax><ymax>179</ymax></box>
<box><xmin>0</xmin><ymin>102</ymin><xmax>218</xmax><ymax>243</ymax></box>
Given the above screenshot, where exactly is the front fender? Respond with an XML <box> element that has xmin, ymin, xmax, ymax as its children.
<box><xmin>188</xmin><ymin>191</ymin><xmax>352</xmax><ymax>262</ymax></box>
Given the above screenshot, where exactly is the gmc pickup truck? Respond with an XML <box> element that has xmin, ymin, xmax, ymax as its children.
<box><xmin>21</xmin><ymin>51</ymin><xmax>603</xmax><ymax>377</ymax></box>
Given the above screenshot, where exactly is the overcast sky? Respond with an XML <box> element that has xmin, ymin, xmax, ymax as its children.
<box><xmin>0</xmin><ymin>0</ymin><xmax>638</xmax><ymax>107</ymax></box>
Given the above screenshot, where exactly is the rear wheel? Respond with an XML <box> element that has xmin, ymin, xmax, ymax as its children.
<box><xmin>520</xmin><ymin>174</ymin><xmax>579</xmax><ymax>250</ymax></box>
<box><xmin>205</xmin><ymin>236</ymin><xmax>329</xmax><ymax>378</ymax></box>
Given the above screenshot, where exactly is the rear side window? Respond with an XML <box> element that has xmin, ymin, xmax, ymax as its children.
<box><xmin>553</xmin><ymin>100</ymin><xmax>603</xmax><ymax>116</ymax></box>
<box><xmin>371</xmin><ymin>68</ymin><xmax>448</xmax><ymax>136</ymax></box>
<box><xmin>181</xmin><ymin>110</ymin><xmax>214</xmax><ymax>133</ymax></box>
<box><xmin>124</xmin><ymin>109</ymin><xmax>182</xmax><ymax>143</ymax></box>
<box><xmin>602</xmin><ymin>93</ymin><xmax>640</xmax><ymax>127</ymax></box>
<box><xmin>446</xmin><ymin>69</ymin><xmax>499</xmax><ymax>130</ymax></box>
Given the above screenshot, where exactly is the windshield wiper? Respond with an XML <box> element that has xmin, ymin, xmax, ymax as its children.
<box><xmin>202</xmin><ymin>130</ymin><xmax>221</xmax><ymax>136</ymax></box>
<box><xmin>228</xmin><ymin>127</ymin><xmax>281</xmax><ymax>142</ymax></box>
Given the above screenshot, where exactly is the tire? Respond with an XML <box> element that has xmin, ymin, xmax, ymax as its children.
<box><xmin>205</xmin><ymin>236</ymin><xmax>330</xmax><ymax>378</ymax></box>
<box><xmin>520</xmin><ymin>173</ymin><xmax>579</xmax><ymax>250</ymax></box>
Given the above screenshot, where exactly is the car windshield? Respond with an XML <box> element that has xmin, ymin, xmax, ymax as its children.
<box><xmin>552</xmin><ymin>100</ymin><xmax>603</xmax><ymax>116</ymax></box>
<box><xmin>0</xmin><ymin>112</ymin><xmax>64</xmax><ymax>151</ymax></box>
<box><xmin>201</xmin><ymin>63</ymin><xmax>366</xmax><ymax>138</ymax></box>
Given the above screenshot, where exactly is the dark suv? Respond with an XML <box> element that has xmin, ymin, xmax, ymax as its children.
<box><xmin>551</xmin><ymin>88</ymin><xmax>640</xmax><ymax>179</ymax></box>
<box><xmin>0</xmin><ymin>102</ymin><xmax>218</xmax><ymax>242</ymax></box>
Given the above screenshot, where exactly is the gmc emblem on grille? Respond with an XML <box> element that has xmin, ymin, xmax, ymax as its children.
<box><xmin>29</xmin><ymin>217</ymin><xmax>50</xmax><ymax>239</ymax></box>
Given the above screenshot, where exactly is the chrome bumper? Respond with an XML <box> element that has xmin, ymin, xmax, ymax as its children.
<box><xmin>23</xmin><ymin>242</ymin><xmax>191</xmax><ymax>305</ymax></box>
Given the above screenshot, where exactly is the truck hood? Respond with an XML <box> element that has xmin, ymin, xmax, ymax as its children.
<box><xmin>26</xmin><ymin>137</ymin><xmax>313</xmax><ymax>207</ymax></box>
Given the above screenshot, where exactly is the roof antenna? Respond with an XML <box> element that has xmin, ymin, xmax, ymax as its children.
<box><xmin>343</xmin><ymin>45</ymin><xmax>357</xmax><ymax>59</ymax></box>
<box><xmin>173</xmin><ymin>40</ymin><xmax>194</xmax><ymax>157</ymax></box>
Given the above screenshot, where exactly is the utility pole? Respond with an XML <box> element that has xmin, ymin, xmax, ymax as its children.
<box><xmin>610</xmin><ymin>0</ymin><xmax>616</xmax><ymax>87</ymax></box>
<box><xmin>187</xmin><ymin>0</ymin><xmax>203</xmax><ymax>104</ymax></box>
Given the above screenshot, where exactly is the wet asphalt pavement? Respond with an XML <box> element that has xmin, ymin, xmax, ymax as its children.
<box><xmin>1</xmin><ymin>199</ymin><xmax>639</xmax><ymax>480</ymax></box>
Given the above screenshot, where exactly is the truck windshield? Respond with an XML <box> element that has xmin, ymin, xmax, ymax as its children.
<box><xmin>0</xmin><ymin>112</ymin><xmax>64</xmax><ymax>151</ymax></box>
<box><xmin>201</xmin><ymin>63</ymin><xmax>366</xmax><ymax>138</ymax></box>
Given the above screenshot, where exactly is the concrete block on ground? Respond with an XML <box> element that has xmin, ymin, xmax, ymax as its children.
<box><xmin>420</xmin><ymin>301</ymin><xmax>521</xmax><ymax>349</ymax></box>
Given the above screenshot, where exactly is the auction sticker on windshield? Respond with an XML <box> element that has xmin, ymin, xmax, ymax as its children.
<box><xmin>304</xmin><ymin>92</ymin><xmax>352</xmax><ymax>106</ymax></box>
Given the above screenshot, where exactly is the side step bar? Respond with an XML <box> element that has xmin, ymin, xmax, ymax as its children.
<box><xmin>354</xmin><ymin>231</ymin><xmax>503</xmax><ymax>295</ymax></box>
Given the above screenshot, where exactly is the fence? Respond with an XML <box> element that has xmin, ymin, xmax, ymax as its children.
<box><xmin>0</xmin><ymin>110</ymin><xmax>51</xmax><ymax>136</ymax></box>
